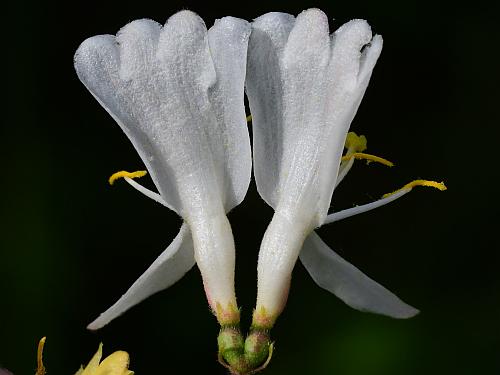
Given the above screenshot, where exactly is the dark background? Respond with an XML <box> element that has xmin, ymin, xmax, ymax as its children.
<box><xmin>2</xmin><ymin>0</ymin><xmax>499</xmax><ymax>374</ymax></box>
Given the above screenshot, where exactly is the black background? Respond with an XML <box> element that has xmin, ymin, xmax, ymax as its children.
<box><xmin>2</xmin><ymin>0</ymin><xmax>499</xmax><ymax>374</ymax></box>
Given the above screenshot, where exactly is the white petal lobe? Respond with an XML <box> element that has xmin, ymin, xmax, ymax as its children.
<box><xmin>117</xmin><ymin>19</ymin><xmax>161</xmax><ymax>81</ymax></box>
<box><xmin>87</xmin><ymin>223</ymin><xmax>195</xmax><ymax>330</ymax></box>
<box><xmin>75</xmin><ymin>11</ymin><xmax>244</xmax><ymax>219</ymax></box>
<box><xmin>358</xmin><ymin>34</ymin><xmax>383</xmax><ymax>84</ymax></box>
<box><xmin>207</xmin><ymin>17</ymin><xmax>252</xmax><ymax>211</ymax></box>
<box><xmin>299</xmin><ymin>231</ymin><xmax>419</xmax><ymax>319</ymax></box>
<box><xmin>246</xmin><ymin>12</ymin><xmax>295</xmax><ymax>208</ymax></box>
<box><xmin>317</xmin><ymin>20</ymin><xmax>377</xmax><ymax>222</ymax></box>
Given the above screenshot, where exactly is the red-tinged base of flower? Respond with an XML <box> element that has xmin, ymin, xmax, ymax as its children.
<box><xmin>251</xmin><ymin>306</ymin><xmax>277</xmax><ymax>330</ymax></box>
<box><xmin>214</xmin><ymin>301</ymin><xmax>241</xmax><ymax>326</ymax></box>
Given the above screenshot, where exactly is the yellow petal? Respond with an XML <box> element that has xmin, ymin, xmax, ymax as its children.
<box><xmin>94</xmin><ymin>351</ymin><xmax>133</xmax><ymax>375</ymax></box>
<box><xmin>78</xmin><ymin>343</ymin><xmax>103</xmax><ymax>375</ymax></box>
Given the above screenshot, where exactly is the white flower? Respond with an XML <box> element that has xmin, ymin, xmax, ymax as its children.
<box><xmin>246</xmin><ymin>9</ymin><xmax>445</xmax><ymax>327</ymax></box>
<box><xmin>74</xmin><ymin>10</ymin><xmax>251</xmax><ymax>329</ymax></box>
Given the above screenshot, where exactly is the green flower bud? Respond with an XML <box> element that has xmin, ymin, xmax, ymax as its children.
<box><xmin>244</xmin><ymin>329</ymin><xmax>271</xmax><ymax>368</ymax></box>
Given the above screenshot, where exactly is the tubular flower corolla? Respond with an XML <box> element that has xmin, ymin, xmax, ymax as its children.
<box><xmin>245</xmin><ymin>9</ymin><xmax>445</xmax><ymax>331</ymax></box>
<box><xmin>74</xmin><ymin>10</ymin><xmax>252</xmax><ymax>329</ymax></box>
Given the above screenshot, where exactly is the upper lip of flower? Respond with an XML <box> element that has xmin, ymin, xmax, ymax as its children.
<box><xmin>247</xmin><ymin>9</ymin><xmax>383</xmax><ymax>227</ymax></box>
<box><xmin>246</xmin><ymin>9</ymin><xmax>445</xmax><ymax>324</ymax></box>
<box><xmin>74</xmin><ymin>10</ymin><xmax>252</xmax><ymax>329</ymax></box>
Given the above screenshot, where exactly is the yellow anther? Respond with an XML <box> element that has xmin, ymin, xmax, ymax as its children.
<box><xmin>383</xmin><ymin>179</ymin><xmax>447</xmax><ymax>198</ymax></box>
<box><xmin>345</xmin><ymin>132</ymin><xmax>367</xmax><ymax>153</ymax></box>
<box><xmin>36</xmin><ymin>337</ymin><xmax>46</xmax><ymax>375</ymax></box>
<box><xmin>108</xmin><ymin>170</ymin><xmax>147</xmax><ymax>185</ymax></box>
<box><xmin>341</xmin><ymin>152</ymin><xmax>394</xmax><ymax>167</ymax></box>
<box><xmin>246</xmin><ymin>114</ymin><xmax>252</xmax><ymax>122</ymax></box>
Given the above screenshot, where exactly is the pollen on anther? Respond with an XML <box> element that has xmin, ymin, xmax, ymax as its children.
<box><xmin>341</xmin><ymin>152</ymin><xmax>394</xmax><ymax>167</ymax></box>
<box><xmin>108</xmin><ymin>170</ymin><xmax>147</xmax><ymax>185</ymax></box>
<box><xmin>383</xmin><ymin>179</ymin><xmax>447</xmax><ymax>198</ymax></box>
<box><xmin>345</xmin><ymin>132</ymin><xmax>367</xmax><ymax>152</ymax></box>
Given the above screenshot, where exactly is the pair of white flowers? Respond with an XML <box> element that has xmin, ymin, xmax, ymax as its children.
<box><xmin>75</xmin><ymin>9</ymin><xmax>444</xmax><ymax>337</ymax></box>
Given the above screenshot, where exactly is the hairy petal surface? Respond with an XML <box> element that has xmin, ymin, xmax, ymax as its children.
<box><xmin>246</xmin><ymin>11</ymin><xmax>295</xmax><ymax>208</ymax></box>
<box><xmin>75</xmin><ymin>11</ymin><xmax>252</xmax><ymax>220</ymax></box>
<box><xmin>207</xmin><ymin>17</ymin><xmax>252</xmax><ymax>211</ymax></box>
<box><xmin>247</xmin><ymin>9</ymin><xmax>382</xmax><ymax>226</ymax></box>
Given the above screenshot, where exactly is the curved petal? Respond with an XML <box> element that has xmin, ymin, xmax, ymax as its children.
<box><xmin>299</xmin><ymin>231</ymin><xmax>419</xmax><ymax>319</ymax></box>
<box><xmin>276</xmin><ymin>9</ymin><xmax>332</xmax><ymax>220</ymax></box>
<box><xmin>206</xmin><ymin>17</ymin><xmax>252</xmax><ymax>212</ymax></box>
<box><xmin>87</xmin><ymin>223</ymin><xmax>195</xmax><ymax>330</ymax></box>
<box><xmin>318</xmin><ymin>21</ymin><xmax>382</xmax><ymax>223</ymax></box>
<box><xmin>80</xmin><ymin>343</ymin><xmax>103</xmax><ymax>374</ymax></box>
<box><xmin>74</xmin><ymin>22</ymin><xmax>180</xmax><ymax>213</ymax></box>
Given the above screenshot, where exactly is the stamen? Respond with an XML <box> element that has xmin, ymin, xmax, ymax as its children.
<box><xmin>341</xmin><ymin>152</ymin><xmax>394</xmax><ymax>167</ymax></box>
<box><xmin>36</xmin><ymin>337</ymin><xmax>46</xmax><ymax>375</ymax></box>
<box><xmin>108</xmin><ymin>170</ymin><xmax>147</xmax><ymax>185</ymax></box>
<box><xmin>123</xmin><ymin>177</ymin><xmax>168</xmax><ymax>207</ymax></box>
<box><xmin>108</xmin><ymin>169</ymin><xmax>175</xmax><ymax>211</ymax></box>
<box><xmin>325</xmin><ymin>179</ymin><xmax>446</xmax><ymax>225</ymax></box>
<box><xmin>383</xmin><ymin>180</ymin><xmax>447</xmax><ymax>198</ymax></box>
<box><xmin>345</xmin><ymin>132</ymin><xmax>367</xmax><ymax>153</ymax></box>
<box><xmin>246</xmin><ymin>115</ymin><xmax>252</xmax><ymax>122</ymax></box>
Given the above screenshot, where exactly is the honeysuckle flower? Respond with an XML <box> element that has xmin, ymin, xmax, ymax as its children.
<box><xmin>245</xmin><ymin>8</ymin><xmax>446</xmax><ymax>331</ymax></box>
<box><xmin>74</xmin><ymin>10</ymin><xmax>252</xmax><ymax>328</ymax></box>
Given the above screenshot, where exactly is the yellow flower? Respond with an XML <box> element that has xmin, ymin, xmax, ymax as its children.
<box><xmin>35</xmin><ymin>338</ymin><xmax>133</xmax><ymax>375</ymax></box>
<box><xmin>74</xmin><ymin>343</ymin><xmax>133</xmax><ymax>375</ymax></box>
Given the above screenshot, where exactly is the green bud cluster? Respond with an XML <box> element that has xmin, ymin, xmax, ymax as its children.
<box><xmin>217</xmin><ymin>326</ymin><xmax>273</xmax><ymax>375</ymax></box>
